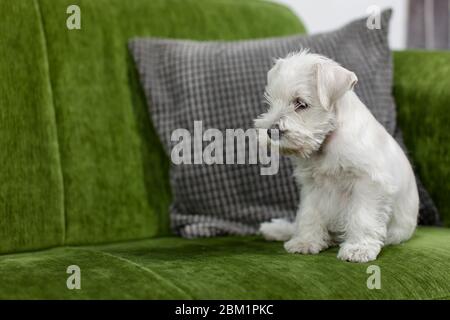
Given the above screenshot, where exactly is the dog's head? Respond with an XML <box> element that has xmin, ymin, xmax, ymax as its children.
<box><xmin>254</xmin><ymin>50</ymin><xmax>357</xmax><ymax>158</ymax></box>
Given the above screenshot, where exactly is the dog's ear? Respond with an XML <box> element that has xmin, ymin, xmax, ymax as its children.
<box><xmin>315</xmin><ymin>63</ymin><xmax>358</xmax><ymax>110</ymax></box>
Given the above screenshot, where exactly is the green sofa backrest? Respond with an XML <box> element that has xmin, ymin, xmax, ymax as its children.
<box><xmin>393</xmin><ymin>51</ymin><xmax>450</xmax><ymax>227</ymax></box>
<box><xmin>0</xmin><ymin>0</ymin><xmax>64</xmax><ymax>254</ymax></box>
<box><xmin>0</xmin><ymin>0</ymin><xmax>305</xmax><ymax>253</ymax></box>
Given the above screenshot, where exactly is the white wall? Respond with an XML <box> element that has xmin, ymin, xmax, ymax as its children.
<box><xmin>273</xmin><ymin>0</ymin><xmax>409</xmax><ymax>49</ymax></box>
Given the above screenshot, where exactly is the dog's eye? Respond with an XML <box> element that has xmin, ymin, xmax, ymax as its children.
<box><xmin>294</xmin><ymin>98</ymin><xmax>308</xmax><ymax>111</ymax></box>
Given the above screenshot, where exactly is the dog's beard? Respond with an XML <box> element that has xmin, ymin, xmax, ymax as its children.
<box><xmin>281</xmin><ymin>140</ymin><xmax>317</xmax><ymax>158</ymax></box>
<box><xmin>269</xmin><ymin>136</ymin><xmax>317</xmax><ymax>158</ymax></box>
<box><xmin>274</xmin><ymin>120</ymin><xmax>336</xmax><ymax>159</ymax></box>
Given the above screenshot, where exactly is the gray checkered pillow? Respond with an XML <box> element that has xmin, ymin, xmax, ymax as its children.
<box><xmin>130</xmin><ymin>9</ymin><xmax>440</xmax><ymax>237</ymax></box>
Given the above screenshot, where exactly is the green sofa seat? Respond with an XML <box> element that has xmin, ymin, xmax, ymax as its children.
<box><xmin>1</xmin><ymin>227</ymin><xmax>449</xmax><ymax>299</ymax></box>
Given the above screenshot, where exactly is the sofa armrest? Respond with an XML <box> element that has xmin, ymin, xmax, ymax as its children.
<box><xmin>393</xmin><ymin>50</ymin><xmax>450</xmax><ymax>226</ymax></box>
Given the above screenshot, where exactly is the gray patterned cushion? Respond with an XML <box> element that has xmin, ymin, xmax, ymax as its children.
<box><xmin>129</xmin><ymin>9</ymin><xmax>440</xmax><ymax>237</ymax></box>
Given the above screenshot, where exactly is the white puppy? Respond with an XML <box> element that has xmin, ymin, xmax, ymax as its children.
<box><xmin>255</xmin><ymin>51</ymin><xmax>418</xmax><ymax>263</ymax></box>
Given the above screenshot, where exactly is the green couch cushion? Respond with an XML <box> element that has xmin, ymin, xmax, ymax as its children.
<box><xmin>394</xmin><ymin>51</ymin><xmax>450</xmax><ymax>227</ymax></box>
<box><xmin>1</xmin><ymin>227</ymin><xmax>448</xmax><ymax>299</ymax></box>
<box><xmin>37</xmin><ymin>0</ymin><xmax>305</xmax><ymax>245</ymax></box>
<box><xmin>0</xmin><ymin>246</ymin><xmax>189</xmax><ymax>299</ymax></box>
<box><xmin>0</xmin><ymin>0</ymin><xmax>64</xmax><ymax>254</ymax></box>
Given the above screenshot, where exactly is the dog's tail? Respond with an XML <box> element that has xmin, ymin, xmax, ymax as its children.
<box><xmin>259</xmin><ymin>218</ymin><xmax>295</xmax><ymax>241</ymax></box>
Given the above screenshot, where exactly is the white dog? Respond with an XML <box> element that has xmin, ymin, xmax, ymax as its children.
<box><xmin>255</xmin><ymin>51</ymin><xmax>418</xmax><ymax>263</ymax></box>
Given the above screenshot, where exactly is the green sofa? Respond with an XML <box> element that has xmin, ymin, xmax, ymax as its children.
<box><xmin>0</xmin><ymin>0</ymin><xmax>449</xmax><ymax>299</ymax></box>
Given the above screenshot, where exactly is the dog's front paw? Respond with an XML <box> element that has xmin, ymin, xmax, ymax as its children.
<box><xmin>337</xmin><ymin>243</ymin><xmax>380</xmax><ymax>263</ymax></box>
<box><xmin>284</xmin><ymin>237</ymin><xmax>327</xmax><ymax>254</ymax></box>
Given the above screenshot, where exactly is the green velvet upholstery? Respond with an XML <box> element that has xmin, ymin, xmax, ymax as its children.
<box><xmin>393</xmin><ymin>51</ymin><xmax>450</xmax><ymax>226</ymax></box>
<box><xmin>0</xmin><ymin>227</ymin><xmax>448</xmax><ymax>299</ymax></box>
<box><xmin>0</xmin><ymin>0</ymin><xmax>449</xmax><ymax>300</ymax></box>
<box><xmin>37</xmin><ymin>0</ymin><xmax>306</xmax><ymax>245</ymax></box>
<box><xmin>0</xmin><ymin>0</ymin><xmax>64</xmax><ymax>254</ymax></box>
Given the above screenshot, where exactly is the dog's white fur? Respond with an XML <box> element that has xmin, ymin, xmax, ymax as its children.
<box><xmin>255</xmin><ymin>51</ymin><xmax>418</xmax><ymax>263</ymax></box>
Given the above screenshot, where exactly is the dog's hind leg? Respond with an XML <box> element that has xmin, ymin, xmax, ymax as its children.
<box><xmin>386</xmin><ymin>185</ymin><xmax>419</xmax><ymax>245</ymax></box>
<box><xmin>259</xmin><ymin>219</ymin><xmax>295</xmax><ymax>241</ymax></box>
<box><xmin>385</xmin><ymin>209</ymin><xmax>417</xmax><ymax>245</ymax></box>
